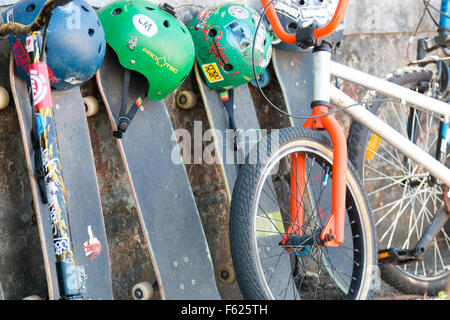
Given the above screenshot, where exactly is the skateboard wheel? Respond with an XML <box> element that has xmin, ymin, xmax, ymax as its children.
<box><xmin>83</xmin><ymin>96</ymin><xmax>99</xmax><ymax>117</ymax></box>
<box><xmin>176</xmin><ymin>90</ymin><xmax>197</xmax><ymax>110</ymax></box>
<box><xmin>217</xmin><ymin>265</ymin><xmax>236</xmax><ymax>284</ymax></box>
<box><xmin>132</xmin><ymin>281</ymin><xmax>153</xmax><ymax>300</ymax></box>
<box><xmin>250</xmin><ymin>69</ymin><xmax>272</xmax><ymax>89</ymax></box>
<box><xmin>23</xmin><ymin>295</ymin><xmax>42</xmax><ymax>300</ymax></box>
<box><xmin>0</xmin><ymin>87</ymin><xmax>10</xmax><ymax>110</ymax></box>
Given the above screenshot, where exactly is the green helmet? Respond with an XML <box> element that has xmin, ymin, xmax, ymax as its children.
<box><xmin>98</xmin><ymin>0</ymin><xmax>194</xmax><ymax>101</ymax></box>
<box><xmin>188</xmin><ymin>3</ymin><xmax>272</xmax><ymax>90</ymax></box>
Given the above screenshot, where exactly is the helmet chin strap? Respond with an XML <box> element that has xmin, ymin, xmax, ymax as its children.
<box><xmin>210</xmin><ymin>33</ymin><xmax>239</xmax><ymax>151</ymax></box>
<box><xmin>113</xmin><ymin>68</ymin><xmax>146</xmax><ymax>139</ymax></box>
<box><xmin>219</xmin><ymin>89</ymin><xmax>239</xmax><ymax>152</ymax></box>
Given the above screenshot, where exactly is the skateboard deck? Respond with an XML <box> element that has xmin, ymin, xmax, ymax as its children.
<box><xmin>272</xmin><ymin>48</ymin><xmax>313</xmax><ymax>128</ymax></box>
<box><xmin>96</xmin><ymin>48</ymin><xmax>220</xmax><ymax>300</ymax></box>
<box><xmin>192</xmin><ymin>61</ymin><xmax>293</xmax><ymax>298</ymax></box>
<box><xmin>10</xmin><ymin>57</ymin><xmax>113</xmax><ymax>300</ymax></box>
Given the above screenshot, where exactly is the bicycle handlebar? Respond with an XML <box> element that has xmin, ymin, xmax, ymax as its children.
<box><xmin>0</xmin><ymin>0</ymin><xmax>73</xmax><ymax>37</ymax></box>
<box><xmin>261</xmin><ymin>0</ymin><xmax>349</xmax><ymax>45</ymax></box>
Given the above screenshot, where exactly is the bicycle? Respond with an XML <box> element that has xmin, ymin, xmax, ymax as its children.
<box><xmin>346</xmin><ymin>0</ymin><xmax>450</xmax><ymax>295</ymax></box>
<box><xmin>229</xmin><ymin>0</ymin><xmax>377</xmax><ymax>300</ymax></box>
<box><xmin>0</xmin><ymin>0</ymin><xmax>87</xmax><ymax>299</ymax></box>
<box><xmin>229</xmin><ymin>0</ymin><xmax>450</xmax><ymax>300</ymax></box>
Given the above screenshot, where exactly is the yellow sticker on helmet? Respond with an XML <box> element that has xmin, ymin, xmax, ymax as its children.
<box><xmin>202</xmin><ymin>63</ymin><xmax>224</xmax><ymax>83</ymax></box>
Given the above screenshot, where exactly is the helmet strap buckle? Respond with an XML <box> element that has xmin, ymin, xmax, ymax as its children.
<box><xmin>159</xmin><ymin>3</ymin><xmax>177</xmax><ymax>18</ymax></box>
<box><xmin>114</xmin><ymin>69</ymin><xmax>145</xmax><ymax>139</ymax></box>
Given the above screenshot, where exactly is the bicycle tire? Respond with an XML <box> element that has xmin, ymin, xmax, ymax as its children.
<box><xmin>230</xmin><ymin>127</ymin><xmax>377</xmax><ymax>299</ymax></box>
<box><xmin>347</xmin><ymin>66</ymin><xmax>450</xmax><ymax>295</ymax></box>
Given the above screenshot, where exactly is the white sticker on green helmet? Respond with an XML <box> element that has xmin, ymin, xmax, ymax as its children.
<box><xmin>228</xmin><ymin>6</ymin><xmax>249</xmax><ymax>20</ymax></box>
<box><xmin>133</xmin><ymin>14</ymin><xmax>158</xmax><ymax>37</ymax></box>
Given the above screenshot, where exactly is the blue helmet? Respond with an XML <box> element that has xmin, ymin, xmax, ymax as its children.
<box><xmin>3</xmin><ymin>0</ymin><xmax>106</xmax><ymax>90</ymax></box>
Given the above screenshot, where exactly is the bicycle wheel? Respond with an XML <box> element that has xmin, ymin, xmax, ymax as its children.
<box><xmin>347</xmin><ymin>66</ymin><xmax>450</xmax><ymax>295</ymax></box>
<box><xmin>230</xmin><ymin>127</ymin><xmax>377</xmax><ymax>300</ymax></box>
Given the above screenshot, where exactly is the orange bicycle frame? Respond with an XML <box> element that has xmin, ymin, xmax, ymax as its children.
<box><xmin>263</xmin><ymin>0</ymin><xmax>349</xmax><ymax>246</ymax></box>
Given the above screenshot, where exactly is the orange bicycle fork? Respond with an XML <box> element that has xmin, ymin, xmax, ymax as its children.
<box><xmin>285</xmin><ymin>44</ymin><xmax>347</xmax><ymax>248</ymax></box>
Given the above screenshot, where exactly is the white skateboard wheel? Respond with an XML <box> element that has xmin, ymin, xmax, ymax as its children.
<box><xmin>176</xmin><ymin>90</ymin><xmax>197</xmax><ymax>110</ymax></box>
<box><xmin>83</xmin><ymin>96</ymin><xmax>99</xmax><ymax>117</ymax></box>
<box><xmin>132</xmin><ymin>281</ymin><xmax>153</xmax><ymax>300</ymax></box>
<box><xmin>0</xmin><ymin>87</ymin><xmax>10</xmax><ymax>111</ymax></box>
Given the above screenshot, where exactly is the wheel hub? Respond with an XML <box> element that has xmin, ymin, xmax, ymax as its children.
<box><xmin>282</xmin><ymin>231</ymin><xmax>325</xmax><ymax>257</ymax></box>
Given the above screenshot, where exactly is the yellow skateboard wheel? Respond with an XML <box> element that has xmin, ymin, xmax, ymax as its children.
<box><xmin>176</xmin><ymin>90</ymin><xmax>197</xmax><ymax>110</ymax></box>
<box><xmin>83</xmin><ymin>96</ymin><xmax>99</xmax><ymax>117</ymax></box>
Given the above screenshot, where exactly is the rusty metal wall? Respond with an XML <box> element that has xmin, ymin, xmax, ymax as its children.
<box><xmin>0</xmin><ymin>1</ymin><xmax>443</xmax><ymax>299</ymax></box>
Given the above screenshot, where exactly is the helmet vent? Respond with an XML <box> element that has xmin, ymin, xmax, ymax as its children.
<box><xmin>224</xmin><ymin>64</ymin><xmax>233</xmax><ymax>72</ymax></box>
<box><xmin>26</xmin><ymin>4</ymin><xmax>35</xmax><ymax>12</ymax></box>
<box><xmin>208</xmin><ymin>29</ymin><xmax>217</xmax><ymax>38</ymax></box>
<box><xmin>163</xmin><ymin>20</ymin><xmax>170</xmax><ymax>28</ymax></box>
<box><xmin>88</xmin><ymin>29</ymin><xmax>95</xmax><ymax>37</ymax></box>
<box><xmin>112</xmin><ymin>8</ymin><xmax>122</xmax><ymax>15</ymax></box>
<box><xmin>81</xmin><ymin>5</ymin><xmax>89</xmax><ymax>12</ymax></box>
<box><xmin>145</xmin><ymin>7</ymin><xmax>154</xmax><ymax>11</ymax></box>
<box><xmin>98</xmin><ymin>43</ymin><xmax>102</xmax><ymax>54</ymax></box>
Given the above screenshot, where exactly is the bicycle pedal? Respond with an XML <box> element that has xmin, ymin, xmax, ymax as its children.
<box><xmin>378</xmin><ymin>248</ymin><xmax>420</xmax><ymax>265</ymax></box>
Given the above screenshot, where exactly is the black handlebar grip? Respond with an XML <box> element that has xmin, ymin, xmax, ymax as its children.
<box><xmin>54</xmin><ymin>0</ymin><xmax>73</xmax><ymax>6</ymax></box>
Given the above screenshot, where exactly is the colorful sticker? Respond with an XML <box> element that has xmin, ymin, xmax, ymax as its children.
<box><xmin>195</xmin><ymin>7</ymin><xmax>218</xmax><ymax>30</ymax></box>
<box><xmin>274</xmin><ymin>1</ymin><xmax>301</xmax><ymax>20</ymax></box>
<box><xmin>54</xmin><ymin>237</ymin><xmax>71</xmax><ymax>256</ymax></box>
<box><xmin>133</xmin><ymin>14</ymin><xmax>158</xmax><ymax>37</ymax></box>
<box><xmin>6</xmin><ymin>9</ymin><xmax>13</xmax><ymax>23</ymax></box>
<box><xmin>228</xmin><ymin>6</ymin><xmax>249</xmax><ymax>20</ymax></box>
<box><xmin>128</xmin><ymin>36</ymin><xmax>138</xmax><ymax>50</ymax></box>
<box><xmin>26</xmin><ymin>36</ymin><xmax>34</xmax><ymax>53</ymax></box>
<box><xmin>202</xmin><ymin>63</ymin><xmax>224</xmax><ymax>83</ymax></box>
<box><xmin>224</xmin><ymin>20</ymin><xmax>252</xmax><ymax>52</ymax></box>
<box><xmin>300</xmin><ymin>5</ymin><xmax>331</xmax><ymax>26</ymax></box>
<box><xmin>12</xmin><ymin>41</ymin><xmax>30</xmax><ymax>75</ymax></box>
<box><xmin>260</xmin><ymin>46</ymin><xmax>272</xmax><ymax>68</ymax></box>
<box><xmin>30</xmin><ymin>67</ymin><xmax>49</xmax><ymax>106</ymax></box>
<box><xmin>36</xmin><ymin>113</ymin><xmax>45</xmax><ymax>136</ymax></box>
<box><xmin>84</xmin><ymin>225</ymin><xmax>102</xmax><ymax>261</ymax></box>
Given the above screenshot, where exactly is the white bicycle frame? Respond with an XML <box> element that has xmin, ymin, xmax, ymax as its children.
<box><xmin>329</xmin><ymin>61</ymin><xmax>450</xmax><ymax>187</ymax></box>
